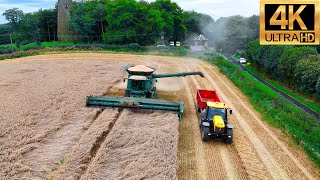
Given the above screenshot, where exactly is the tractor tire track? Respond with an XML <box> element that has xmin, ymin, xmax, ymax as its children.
<box><xmin>204</xmin><ymin>63</ymin><xmax>319</xmax><ymax>178</ymax></box>
<box><xmin>200</xmin><ymin>62</ymin><xmax>319</xmax><ymax>179</ymax></box>
<box><xmin>177</xmin><ymin>66</ymin><xmax>209</xmax><ymax>180</ymax></box>
<box><xmin>189</xmin><ymin>64</ymin><xmax>265</xmax><ymax>179</ymax></box>
<box><xmin>192</xmin><ymin>65</ymin><xmax>253</xmax><ymax>180</ymax></box>
<box><xmin>192</xmin><ymin>64</ymin><xmax>272</xmax><ymax>179</ymax></box>
<box><xmin>49</xmin><ymin>84</ymin><xmax>125</xmax><ymax>179</ymax></box>
<box><xmin>185</xmin><ymin>65</ymin><xmax>235</xmax><ymax>179</ymax></box>
<box><xmin>197</xmin><ymin>64</ymin><xmax>289</xmax><ymax>179</ymax></box>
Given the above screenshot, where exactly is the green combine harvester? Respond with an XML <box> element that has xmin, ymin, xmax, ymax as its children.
<box><xmin>86</xmin><ymin>65</ymin><xmax>204</xmax><ymax>120</ymax></box>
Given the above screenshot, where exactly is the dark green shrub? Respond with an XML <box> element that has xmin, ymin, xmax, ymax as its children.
<box><xmin>295</xmin><ymin>55</ymin><xmax>320</xmax><ymax>95</ymax></box>
<box><xmin>279</xmin><ymin>46</ymin><xmax>317</xmax><ymax>87</ymax></box>
<box><xmin>128</xmin><ymin>43</ymin><xmax>140</xmax><ymax>51</ymax></box>
<box><xmin>0</xmin><ymin>46</ymin><xmax>12</xmax><ymax>54</ymax></box>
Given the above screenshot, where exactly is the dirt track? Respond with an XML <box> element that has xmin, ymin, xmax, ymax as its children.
<box><xmin>0</xmin><ymin>53</ymin><xmax>319</xmax><ymax>179</ymax></box>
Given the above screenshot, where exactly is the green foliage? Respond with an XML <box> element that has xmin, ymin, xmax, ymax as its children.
<box><xmin>37</xmin><ymin>9</ymin><xmax>58</xmax><ymax>42</ymax></box>
<box><xmin>19</xmin><ymin>13</ymin><xmax>41</xmax><ymax>42</ymax></box>
<box><xmin>103</xmin><ymin>0</ymin><xmax>166</xmax><ymax>45</ymax></box>
<box><xmin>2</xmin><ymin>8</ymin><xmax>58</xmax><ymax>45</ymax></box>
<box><xmin>246</xmin><ymin>65</ymin><xmax>320</xmax><ymax>114</ymax></box>
<box><xmin>247</xmin><ymin>41</ymin><xmax>320</xmax><ymax>99</ymax></box>
<box><xmin>247</xmin><ymin>40</ymin><xmax>289</xmax><ymax>78</ymax></box>
<box><xmin>207</xmin><ymin>54</ymin><xmax>320</xmax><ymax>167</ymax></box>
<box><xmin>295</xmin><ymin>56</ymin><xmax>320</xmax><ymax>95</ymax></box>
<box><xmin>150</xmin><ymin>0</ymin><xmax>186</xmax><ymax>42</ymax></box>
<box><xmin>317</xmin><ymin>77</ymin><xmax>320</xmax><ymax>101</ymax></box>
<box><xmin>279</xmin><ymin>46</ymin><xmax>317</xmax><ymax>87</ymax></box>
<box><xmin>0</xmin><ymin>24</ymin><xmax>11</xmax><ymax>45</ymax></box>
<box><xmin>69</xmin><ymin>1</ymin><xmax>96</xmax><ymax>42</ymax></box>
<box><xmin>183</xmin><ymin>10</ymin><xmax>214</xmax><ymax>34</ymax></box>
<box><xmin>2</xmin><ymin>8</ymin><xmax>24</xmax><ymax>30</ymax></box>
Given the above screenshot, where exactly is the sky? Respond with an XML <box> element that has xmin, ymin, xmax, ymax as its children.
<box><xmin>0</xmin><ymin>0</ymin><xmax>260</xmax><ymax>24</ymax></box>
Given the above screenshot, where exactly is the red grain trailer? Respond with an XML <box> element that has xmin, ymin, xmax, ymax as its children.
<box><xmin>196</xmin><ymin>89</ymin><xmax>233</xmax><ymax>143</ymax></box>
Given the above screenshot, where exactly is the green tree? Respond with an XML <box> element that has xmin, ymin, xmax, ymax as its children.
<box><xmin>104</xmin><ymin>0</ymin><xmax>142</xmax><ymax>44</ymax></box>
<box><xmin>18</xmin><ymin>13</ymin><xmax>40</xmax><ymax>43</ymax></box>
<box><xmin>69</xmin><ymin>2</ymin><xmax>95</xmax><ymax>42</ymax></box>
<box><xmin>2</xmin><ymin>8</ymin><xmax>24</xmax><ymax>30</ymax></box>
<box><xmin>316</xmin><ymin>77</ymin><xmax>320</xmax><ymax>100</ymax></box>
<box><xmin>0</xmin><ymin>24</ymin><xmax>11</xmax><ymax>45</ymax></box>
<box><xmin>38</xmin><ymin>8</ymin><xmax>57</xmax><ymax>41</ymax></box>
<box><xmin>104</xmin><ymin>0</ymin><xmax>164</xmax><ymax>45</ymax></box>
<box><xmin>279</xmin><ymin>47</ymin><xmax>318</xmax><ymax>87</ymax></box>
<box><xmin>184</xmin><ymin>11</ymin><xmax>214</xmax><ymax>34</ymax></box>
<box><xmin>150</xmin><ymin>0</ymin><xmax>186</xmax><ymax>42</ymax></box>
<box><xmin>247</xmin><ymin>15</ymin><xmax>259</xmax><ymax>39</ymax></box>
<box><xmin>295</xmin><ymin>55</ymin><xmax>320</xmax><ymax>95</ymax></box>
<box><xmin>92</xmin><ymin>0</ymin><xmax>107</xmax><ymax>37</ymax></box>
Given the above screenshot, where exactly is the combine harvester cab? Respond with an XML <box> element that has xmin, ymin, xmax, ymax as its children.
<box><xmin>197</xmin><ymin>90</ymin><xmax>234</xmax><ymax>143</ymax></box>
<box><xmin>86</xmin><ymin>65</ymin><xmax>204</xmax><ymax>120</ymax></box>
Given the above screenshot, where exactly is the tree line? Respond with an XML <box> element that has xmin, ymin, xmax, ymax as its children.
<box><xmin>1</xmin><ymin>8</ymin><xmax>57</xmax><ymax>46</ymax></box>
<box><xmin>246</xmin><ymin>40</ymin><xmax>320</xmax><ymax>100</ymax></box>
<box><xmin>0</xmin><ymin>0</ymin><xmax>217</xmax><ymax>46</ymax></box>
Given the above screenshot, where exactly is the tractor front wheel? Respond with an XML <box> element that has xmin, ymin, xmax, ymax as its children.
<box><xmin>225</xmin><ymin>128</ymin><xmax>233</xmax><ymax>144</ymax></box>
<box><xmin>201</xmin><ymin>126</ymin><xmax>210</xmax><ymax>142</ymax></box>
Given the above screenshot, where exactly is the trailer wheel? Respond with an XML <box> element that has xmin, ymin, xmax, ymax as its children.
<box><xmin>225</xmin><ymin>128</ymin><xmax>233</xmax><ymax>144</ymax></box>
<box><xmin>201</xmin><ymin>126</ymin><xmax>210</xmax><ymax>142</ymax></box>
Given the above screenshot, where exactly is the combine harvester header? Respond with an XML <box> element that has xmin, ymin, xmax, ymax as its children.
<box><xmin>87</xmin><ymin>65</ymin><xmax>204</xmax><ymax>120</ymax></box>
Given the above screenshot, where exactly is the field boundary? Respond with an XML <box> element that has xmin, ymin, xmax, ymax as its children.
<box><xmin>223</xmin><ymin>54</ymin><xmax>320</xmax><ymax>119</ymax></box>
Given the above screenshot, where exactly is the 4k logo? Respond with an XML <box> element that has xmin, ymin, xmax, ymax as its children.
<box><xmin>260</xmin><ymin>0</ymin><xmax>319</xmax><ymax>45</ymax></box>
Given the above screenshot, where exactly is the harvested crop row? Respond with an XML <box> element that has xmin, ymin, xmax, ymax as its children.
<box><xmin>0</xmin><ymin>60</ymin><xmax>125</xmax><ymax>179</ymax></box>
<box><xmin>81</xmin><ymin>110</ymin><xmax>179</xmax><ymax>180</ymax></box>
<box><xmin>49</xmin><ymin>109</ymin><xmax>120</xmax><ymax>179</ymax></box>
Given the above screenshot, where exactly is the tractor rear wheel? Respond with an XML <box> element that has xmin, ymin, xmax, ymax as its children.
<box><xmin>201</xmin><ymin>126</ymin><xmax>210</xmax><ymax>142</ymax></box>
<box><xmin>225</xmin><ymin>128</ymin><xmax>233</xmax><ymax>144</ymax></box>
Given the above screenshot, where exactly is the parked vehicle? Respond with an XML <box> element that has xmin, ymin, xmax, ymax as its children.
<box><xmin>196</xmin><ymin>90</ymin><xmax>233</xmax><ymax>143</ymax></box>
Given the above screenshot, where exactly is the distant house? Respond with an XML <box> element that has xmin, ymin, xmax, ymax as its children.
<box><xmin>194</xmin><ymin>34</ymin><xmax>209</xmax><ymax>47</ymax></box>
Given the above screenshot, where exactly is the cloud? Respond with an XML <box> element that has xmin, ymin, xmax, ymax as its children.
<box><xmin>0</xmin><ymin>0</ymin><xmax>55</xmax><ymax>24</ymax></box>
<box><xmin>172</xmin><ymin>0</ymin><xmax>259</xmax><ymax>20</ymax></box>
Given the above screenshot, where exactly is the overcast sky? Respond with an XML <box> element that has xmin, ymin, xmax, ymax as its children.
<box><xmin>0</xmin><ymin>0</ymin><xmax>259</xmax><ymax>24</ymax></box>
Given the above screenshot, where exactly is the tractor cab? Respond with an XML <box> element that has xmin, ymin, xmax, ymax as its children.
<box><xmin>126</xmin><ymin>75</ymin><xmax>150</xmax><ymax>98</ymax></box>
<box><xmin>199</xmin><ymin>101</ymin><xmax>233</xmax><ymax>143</ymax></box>
<box><xmin>205</xmin><ymin>102</ymin><xmax>228</xmax><ymax>122</ymax></box>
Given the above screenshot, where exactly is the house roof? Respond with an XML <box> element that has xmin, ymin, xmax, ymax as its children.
<box><xmin>194</xmin><ymin>34</ymin><xmax>209</xmax><ymax>41</ymax></box>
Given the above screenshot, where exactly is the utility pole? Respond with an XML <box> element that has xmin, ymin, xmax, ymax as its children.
<box><xmin>161</xmin><ymin>32</ymin><xmax>165</xmax><ymax>46</ymax></box>
<box><xmin>47</xmin><ymin>19</ymin><xmax>51</xmax><ymax>41</ymax></box>
<box><xmin>9</xmin><ymin>34</ymin><xmax>13</xmax><ymax>53</ymax></box>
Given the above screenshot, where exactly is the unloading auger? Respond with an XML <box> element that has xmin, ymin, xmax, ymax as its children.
<box><xmin>86</xmin><ymin>65</ymin><xmax>204</xmax><ymax>120</ymax></box>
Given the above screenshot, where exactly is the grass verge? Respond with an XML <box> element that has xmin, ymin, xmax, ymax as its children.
<box><xmin>0</xmin><ymin>42</ymin><xmax>189</xmax><ymax>61</ymax></box>
<box><xmin>206</xmin><ymin>54</ymin><xmax>320</xmax><ymax>167</ymax></box>
<box><xmin>246</xmin><ymin>65</ymin><xmax>320</xmax><ymax>114</ymax></box>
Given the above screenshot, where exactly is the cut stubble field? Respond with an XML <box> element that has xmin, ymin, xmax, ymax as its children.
<box><xmin>0</xmin><ymin>53</ymin><xmax>319</xmax><ymax>179</ymax></box>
